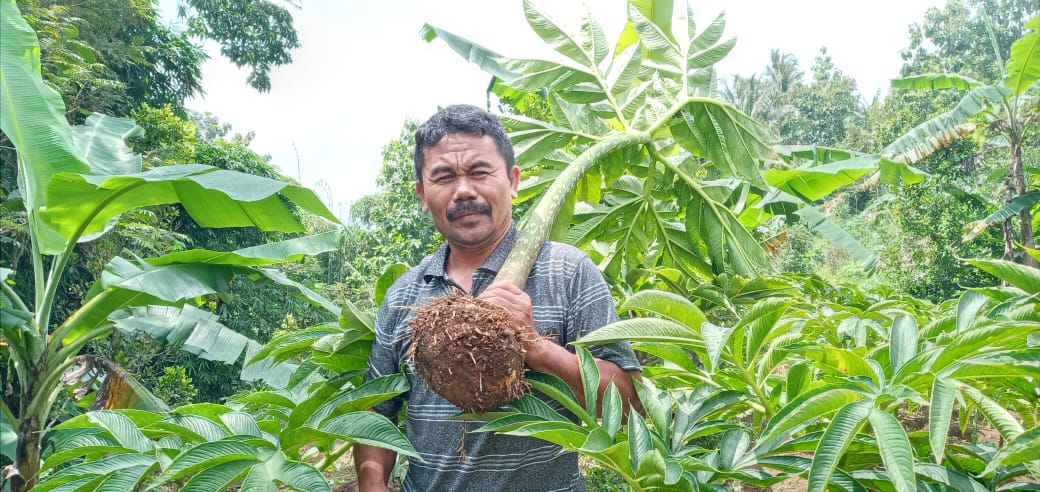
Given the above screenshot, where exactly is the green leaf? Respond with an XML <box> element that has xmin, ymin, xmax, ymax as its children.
<box><xmin>628</xmin><ymin>6</ymin><xmax>680</xmax><ymax>67</ymax></box>
<box><xmin>110</xmin><ymin>305</ymin><xmax>247</xmax><ymax>364</ymax></box>
<box><xmin>759</xmin><ymin>387</ymin><xmax>863</xmax><ymax>444</ymax></box>
<box><xmin>40</xmin><ymin>431</ymin><xmax>124</xmax><ymax>472</ymax></box>
<box><xmin>42</xmin><ymin>166</ymin><xmax>336</xmax><ymax>251</ymax></box>
<box><xmin>305</xmin><ymin>373</ymin><xmax>409</xmax><ymax>428</ymax></box>
<box><xmin>766</xmin><ymin>155</ymin><xmax>925</xmax><ymax>202</ymax></box>
<box><xmin>501</xmin><ymin>421</ymin><xmax>590</xmax><ymax>449</ymax></box>
<box><xmin>798</xmin><ymin>346</ymin><xmax>876</xmax><ymax>381</ymax></box>
<box><xmin>150</xmin><ymin>230</ymin><xmax>346</xmax><ymax>268</ymax></box>
<box><xmin>576</xmin><ymin>346</ymin><xmax>600</xmax><ymax>418</ymax></box>
<box><xmin>0</xmin><ymin>0</ymin><xmax>88</xmax><ymax>254</ymax></box>
<box><xmin>615</xmin><ymin>0</ymin><xmax>674</xmax><ymax>54</ymax></box>
<box><xmin>628</xmin><ymin>408</ymin><xmax>653</xmax><ymax>474</ymax></box>
<box><xmin>929</xmin><ymin>378</ymin><xmax>955</xmax><ymax>464</ymax></box>
<box><xmin>523</xmin><ymin>0</ymin><xmax>605</xmax><ymax>68</ymax></box>
<box><xmin>318</xmin><ymin>411</ymin><xmax>419</xmax><ymax>458</ymax></box>
<box><xmin>965</xmin><ymin>190</ymin><xmax>1040</xmax><ymax>241</ymax></box>
<box><xmin>34</xmin><ymin>454</ymin><xmax>156</xmax><ymax>492</ymax></box>
<box><xmin>967</xmin><ymin>258</ymin><xmax>1040</xmax><ymax>293</ymax></box>
<box><xmin>0</xmin><ymin>400</ymin><xmax>16</xmax><ymax>462</ymax></box>
<box><xmin>889</xmin><ymin>315</ymin><xmax>918</xmax><ymax>376</ymax></box>
<box><xmin>956</xmin><ymin>291</ymin><xmax>989</xmax><ymax>333</ymax></box>
<box><xmin>960</xmin><ymin>385</ymin><xmax>1024</xmax><ymax>442</ymax></box>
<box><xmin>238</xmin><ymin>452</ymin><xmax>330</xmax><ymax>492</ymax></box>
<box><xmin>159</xmin><ymin>440</ymin><xmax>263</xmax><ymax>483</ymax></box>
<box><xmin>915</xmin><ymin>463</ymin><xmax>988</xmax><ymax>492</ymax></box>
<box><xmin>70</xmin><ymin>114</ymin><xmax>142</xmax><ymax>176</ymax></box>
<box><xmin>882</xmin><ymin>85</ymin><xmax>1005</xmax><ymax>165</ymax></box>
<box><xmin>670</xmin><ymin>102</ymin><xmax>774</xmax><ymax>189</ymax></box>
<box><xmin>153</xmin><ymin>414</ymin><xmax>230</xmax><ymax>444</ymax></box>
<box><xmin>807</xmin><ymin>399</ymin><xmax>872</xmax><ymax>492</ymax></box>
<box><xmin>601</xmin><ymin>381</ymin><xmax>622</xmax><ymax>440</ymax></box>
<box><xmin>375</xmin><ymin>263</ymin><xmax>408</xmax><ymax>306</ymax></box>
<box><xmin>621</xmin><ymin>289</ymin><xmax>707</xmax><ymax>332</ymax></box>
<box><xmin>891</xmin><ymin>73</ymin><xmax>983</xmax><ymax>90</ymax></box>
<box><xmin>982</xmin><ymin>424</ymin><xmax>1040</xmax><ymax>475</ymax></box>
<box><xmin>525</xmin><ymin>371</ymin><xmax>594</xmax><ymax>426</ymax></box>
<box><xmin>419</xmin><ymin>23</ymin><xmax>514</xmax><ymax>80</ymax></box>
<box><xmin>868</xmin><ymin>409</ymin><xmax>915</xmax><ymax>492</ymax></box>
<box><xmin>1004</xmin><ymin>16</ymin><xmax>1040</xmax><ymax>96</ymax></box>
<box><xmin>575</xmin><ymin>317</ymin><xmax>699</xmax><ymax>347</ymax></box>
<box><xmin>179</xmin><ymin>461</ymin><xmax>252</xmax><ymax>492</ymax></box>
<box><xmin>86</xmin><ymin>411</ymin><xmax>154</xmax><ymax>453</ymax></box>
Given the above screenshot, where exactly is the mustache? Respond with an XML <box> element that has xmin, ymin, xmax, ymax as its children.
<box><xmin>446</xmin><ymin>202</ymin><xmax>492</xmax><ymax>220</ymax></box>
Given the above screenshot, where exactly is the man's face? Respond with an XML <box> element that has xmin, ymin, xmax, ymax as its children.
<box><xmin>416</xmin><ymin>133</ymin><xmax>519</xmax><ymax>252</ymax></box>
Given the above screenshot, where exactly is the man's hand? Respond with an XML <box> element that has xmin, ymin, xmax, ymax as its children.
<box><xmin>478</xmin><ymin>281</ymin><xmax>535</xmax><ymax>337</ymax></box>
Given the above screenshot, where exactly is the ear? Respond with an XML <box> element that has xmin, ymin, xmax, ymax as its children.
<box><xmin>415</xmin><ymin>181</ymin><xmax>429</xmax><ymax>213</ymax></box>
<box><xmin>509</xmin><ymin>166</ymin><xmax>520</xmax><ymax>199</ymax></box>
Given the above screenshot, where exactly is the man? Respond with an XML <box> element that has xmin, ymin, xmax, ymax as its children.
<box><xmin>354</xmin><ymin>104</ymin><xmax>641</xmax><ymax>492</ymax></box>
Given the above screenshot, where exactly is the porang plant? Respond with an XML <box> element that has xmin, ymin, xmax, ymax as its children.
<box><xmin>25</xmin><ymin>266</ymin><xmax>419</xmax><ymax>491</ymax></box>
<box><xmin>0</xmin><ymin>0</ymin><xmax>384</xmax><ymax>489</ymax></box>
<box><xmin>410</xmin><ymin>0</ymin><xmax>992</xmax><ymax>411</ymax></box>
<box><xmin>470</xmin><ymin>264</ymin><xmax>1039</xmax><ymax>491</ymax></box>
<box><xmin>414</xmin><ymin>0</ymin><xmax>1040</xmax><ymax>490</ymax></box>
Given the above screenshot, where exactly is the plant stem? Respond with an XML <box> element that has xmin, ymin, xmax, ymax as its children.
<box><xmin>37</xmin><ymin>181</ymin><xmax>146</xmax><ymax>336</ymax></box>
<box><xmin>317</xmin><ymin>441</ymin><xmax>353</xmax><ymax>471</ymax></box>
<box><xmin>496</xmin><ymin>130</ymin><xmax>651</xmax><ymax>288</ymax></box>
<box><xmin>47</xmin><ymin>289</ymin><xmax>118</xmax><ymax>358</ymax></box>
<box><xmin>1</xmin><ymin>276</ymin><xmax>29</xmax><ymax>311</ymax></box>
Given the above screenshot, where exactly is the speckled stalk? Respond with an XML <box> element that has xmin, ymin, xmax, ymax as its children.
<box><xmin>495</xmin><ymin>130</ymin><xmax>651</xmax><ymax>289</ymax></box>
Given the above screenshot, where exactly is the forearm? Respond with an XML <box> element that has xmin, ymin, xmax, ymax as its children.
<box><xmin>526</xmin><ymin>339</ymin><xmax>642</xmax><ymax>415</ymax></box>
<box><xmin>354</xmin><ymin>443</ymin><xmax>396</xmax><ymax>491</ymax></box>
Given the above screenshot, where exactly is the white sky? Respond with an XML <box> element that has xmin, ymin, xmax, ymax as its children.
<box><xmin>159</xmin><ymin>0</ymin><xmax>945</xmax><ymax>219</ymax></box>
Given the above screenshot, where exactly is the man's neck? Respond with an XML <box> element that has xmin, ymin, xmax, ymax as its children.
<box><xmin>444</xmin><ymin>228</ymin><xmax>510</xmax><ymax>293</ymax></box>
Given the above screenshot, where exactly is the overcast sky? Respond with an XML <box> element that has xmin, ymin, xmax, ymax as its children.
<box><xmin>159</xmin><ymin>0</ymin><xmax>945</xmax><ymax>219</ymax></box>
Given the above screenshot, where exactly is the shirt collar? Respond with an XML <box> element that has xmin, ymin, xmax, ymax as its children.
<box><xmin>422</xmin><ymin>223</ymin><xmax>519</xmax><ymax>283</ymax></box>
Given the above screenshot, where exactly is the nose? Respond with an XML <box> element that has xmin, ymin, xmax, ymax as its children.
<box><xmin>452</xmin><ymin>175</ymin><xmax>477</xmax><ymax>201</ymax></box>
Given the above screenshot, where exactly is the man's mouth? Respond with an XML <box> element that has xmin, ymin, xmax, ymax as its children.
<box><xmin>447</xmin><ymin>202</ymin><xmax>491</xmax><ymax>221</ymax></box>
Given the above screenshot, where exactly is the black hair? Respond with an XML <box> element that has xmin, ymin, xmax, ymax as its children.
<box><xmin>413</xmin><ymin>104</ymin><xmax>515</xmax><ymax>184</ymax></box>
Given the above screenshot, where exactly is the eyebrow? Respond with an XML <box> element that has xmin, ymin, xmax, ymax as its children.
<box><xmin>428</xmin><ymin>161</ymin><xmax>495</xmax><ymax>176</ymax></box>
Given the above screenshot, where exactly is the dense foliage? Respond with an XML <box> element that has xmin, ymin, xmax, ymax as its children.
<box><xmin>1</xmin><ymin>0</ymin><xmax>1036</xmax><ymax>491</ymax></box>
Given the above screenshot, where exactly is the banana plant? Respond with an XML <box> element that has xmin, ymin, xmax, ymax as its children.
<box><xmin>0</xmin><ymin>1</ymin><xmax>344</xmax><ymax>488</ymax></box>
<box><xmin>894</xmin><ymin>14</ymin><xmax>1040</xmax><ymax>266</ymax></box>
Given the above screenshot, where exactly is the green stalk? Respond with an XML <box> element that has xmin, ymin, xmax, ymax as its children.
<box><xmin>316</xmin><ymin>442</ymin><xmax>353</xmax><ymax>471</ymax></box>
<box><xmin>37</xmin><ymin>181</ymin><xmax>146</xmax><ymax>336</ymax></box>
<box><xmin>1</xmin><ymin>278</ymin><xmax>29</xmax><ymax>311</ymax></box>
<box><xmin>495</xmin><ymin>130</ymin><xmax>651</xmax><ymax>288</ymax></box>
<box><xmin>47</xmin><ymin>289</ymin><xmax>118</xmax><ymax>358</ymax></box>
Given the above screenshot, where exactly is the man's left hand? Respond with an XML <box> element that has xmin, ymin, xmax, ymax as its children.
<box><xmin>478</xmin><ymin>281</ymin><xmax>535</xmax><ymax>336</ymax></box>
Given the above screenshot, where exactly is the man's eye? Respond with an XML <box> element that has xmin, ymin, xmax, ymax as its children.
<box><xmin>432</xmin><ymin>175</ymin><xmax>454</xmax><ymax>183</ymax></box>
<box><xmin>470</xmin><ymin>171</ymin><xmax>489</xmax><ymax>178</ymax></box>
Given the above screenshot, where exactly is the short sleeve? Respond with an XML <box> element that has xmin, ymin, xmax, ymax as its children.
<box><xmin>567</xmin><ymin>256</ymin><xmax>641</xmax><ymax>371</ymax></box>
<box><xmin>365</xmin><ymin>301</ymin><xmax>408</xmax><ymax>422</ymax></box>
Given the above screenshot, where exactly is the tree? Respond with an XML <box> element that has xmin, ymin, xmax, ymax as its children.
<box><xmin>893</xmin><ymin>6</ymin><xmax>1039</xmax><ymax>266</ymax></box>
<box><xmin>0</xmin><ymin>2</ymin><xmax>339</xmax><ymax>487</ymax></box>
<box><xmin>178</xmin><ymin>0</ymin><xmax>301</xmax><ymax>93</ymax></box>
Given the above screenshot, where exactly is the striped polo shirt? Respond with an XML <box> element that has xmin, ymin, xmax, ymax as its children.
<box><xmin>365</xmin><ymin>225</ymin><xmax>640</xmax><ymax>492</ymax></box>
